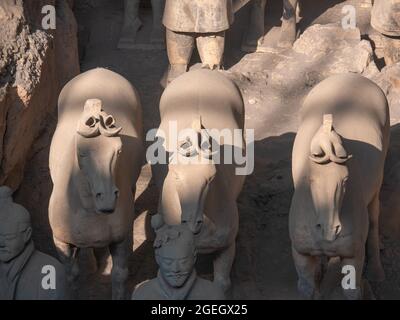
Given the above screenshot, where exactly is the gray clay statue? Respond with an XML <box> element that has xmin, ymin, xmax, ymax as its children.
<box><xmin>132</xmin><ymin>222</ymin><xmax>225</xmax><ymax>300</ymax></box>
<box><xmin>289</xmin><ymin>74</ymin><xmax>390</xmax><ymax>300</ymax></box>
<box><xmin>242</xmin><ymin>0</ymin><xmax>300</xmax><ymax>52</ymax></box>
<box><xmin>152</xmin><ymin>69</ymin><xmax>246</xmax><ymax>294</ymax></box>
<box><xmin>119</xmin><ymin>0</ymin><xmax>166</xmax><ymax>49</ymax></box>
<box><xmin>371</xmin><ymin>0</ymin><xmax>400</xmax><ymax>37</ymax></box>
<box><xmin>163</xmin><ymin>0</ymin><xmax>234</xmax><ymax>84</ymax></box>
<box><xmin>48</xmin><ymin>68</ymin><xmax>143</xmax><ymax>300</ymax></box>
<box><xmin>0</xmin><ymin>186</ymin><xmax>67</xmax><ymax>300</ymax></box>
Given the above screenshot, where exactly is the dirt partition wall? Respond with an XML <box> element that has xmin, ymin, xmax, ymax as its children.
<box><xmin>0</xmin><ymin>0</ymin><xmax>79</xmax><ymax>190</ymax></box>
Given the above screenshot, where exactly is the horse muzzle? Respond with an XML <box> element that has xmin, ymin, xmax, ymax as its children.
<box><xmin>94</xmin><ymin>188</ymin><xmax>119</xmax><ymax>214</ymax></box>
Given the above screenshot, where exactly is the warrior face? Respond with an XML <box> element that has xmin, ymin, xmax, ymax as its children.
<box><xmin>155</xmin><ymin>226</ymin><xmax>197</xmax><ymax>288</ymax></box>
<box><xmin>0</xmin><ymin>220</ymin><xmax>32</xmax><ymax>263</ymax></box>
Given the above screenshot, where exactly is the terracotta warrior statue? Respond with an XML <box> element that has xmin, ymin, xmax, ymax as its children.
<box><xmin>0</xmin><ymin>186</ymin><xmax>67</xmax><ymax>300</ymax></box>
<box><xmin>371</xmin><ymin>0</ymin><xmax>400</xmax><ymax>65</ymax></box>
<box><xmin>132</xmin><ymin>220</ymin><xmax>225</xmax><ymax>300</ymax></box>
<box><xmin>371</xmin><ymin>0</ymin><xmax>400</xmax><ymax>37</ymax></box>
<box><xmin>119</xmin><ymin>0</ymin><xmax>166</xmax><ymax>48</ymax></box>
<box><xmin>163</xmin><ymin>0</ymin><xmax>234</xmax><ymax>84</ymax></box>
<box><xmin>242</xmin><ymin>0</ymin><xmax>301</xmax><ymax>52</ymax></box>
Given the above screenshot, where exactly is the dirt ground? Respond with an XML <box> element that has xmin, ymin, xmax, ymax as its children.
<box><xmin>14</xmin><ymin>0</ymin><xmax>400</xmax><ymax>299</ymax></box>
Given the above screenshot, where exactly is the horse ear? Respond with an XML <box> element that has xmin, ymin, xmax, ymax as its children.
<box><xmin>77</xmin><ymin>99</ymin><xmax>102</xmax><ymax>138</ymax></box>
<box><xmin>327</xmin><ymin>119</ymin><xmax>352</xmax><ymax>163</ymax></box>
<box><xmin>99</xmin><ymin>114</ymin><xmax>122</xmax><ymax>137</ymax></box>
<box><xmin>77</xmin><ymin>115</ymin><xmax>100</xmax><ymax>138</ymax></box>
<box><xmin>310</xmin><ymin>139</ymin><xmax>324</xmax><ymax>157</ymax></box>
<box><xmin>332</xmin><ymin>137</ymin><xmax>348</xmax><ymax>159</ymax></box>
<box><xmin>309</xmin><ymin>114</ymin><xmax>333</xmax><ymax>164</ymax></box>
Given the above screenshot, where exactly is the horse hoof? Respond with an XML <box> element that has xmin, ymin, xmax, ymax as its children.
<box><xmin>297</xmin><ymin>278</ymin><xmax>315</xmax><ymax>300</ymax></box>
<box><xmin>366</xmin><ymin>263</ymin><xmax>385</xmax><ymax>282</ymax></box>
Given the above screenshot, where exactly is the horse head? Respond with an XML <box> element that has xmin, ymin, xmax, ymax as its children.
<box><xmin>160</xmin><ymin>117</ymin><xmax>217</xmax><ymax>235</ymax></box>
<box><xmin>309</xmin><ymin>114</ymin><xmax>352</xmax><ymax>242</ymax></box>
<box><xmin>75</xmin><ymin>99</ymin><xmax>123</xmax><ymax>214</ymax></box>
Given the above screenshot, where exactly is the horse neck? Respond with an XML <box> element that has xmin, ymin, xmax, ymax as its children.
<box><xmin>71</xmin><ymin>135</ymin><xmax>95</xmax><ymax>211</ymax></box>
<box><xmin>307</xmin><ymin>159</ymin><xmax>366</xmax><ymax>219</ymax></box>
<box><xmin>341</xmin><ymin>161</ymin><xmax>367</xmax><ymax>215</ymax></box>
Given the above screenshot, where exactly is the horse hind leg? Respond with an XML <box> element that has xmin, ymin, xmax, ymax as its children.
<box><xmin>292</xmin><ymin>247</ymin><xmax>322</xmax><ymax>299</ymax></box>
<box><xmin>93</xmin><ymin>247</ymin><xmax>111</xmax><ymax>275</ymax></box>
<box><xmin>110</xmin><ymin>238</ymin><xmax>130</xmax><ymax>300</ymax></box>
<box><xmin>53</xmin><ymin>236</ymin><xmax>80</xmax><ymax>298</ymax></box>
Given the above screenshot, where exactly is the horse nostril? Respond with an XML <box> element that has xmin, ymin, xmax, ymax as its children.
<box><xmin>114</xmin><ymin>189</ymin><xmax>120</xmax><ymax>198</ymax></box>
<box><xmin>316</xmin><ymin>224</ymin><xmax>322</xmax><ymax>229</ymax></box>
<box><xmin>182</xmin><ymin>220</ymin><xmax>188</xmax><ymax>224</ymax></box>
<box><xmin>96</xmin><ymin>193</ymin><xmax>103</xmax><ymax>200</ymax></box>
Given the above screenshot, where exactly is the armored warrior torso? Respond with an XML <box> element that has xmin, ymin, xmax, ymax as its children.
<box><xmin>163</xmin><ymin>0</ymin><xmax>234</xmax><ymax>33</ymax></box>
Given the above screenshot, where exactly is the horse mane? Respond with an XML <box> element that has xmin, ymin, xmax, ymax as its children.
<box><xmin>76</xmin><ymin>99</ymin><xmax>122</xmax><ymax>138</ymax></box>
<box><xmin>309</xmin><ymin>114</ymin><xmax>352</xmax><ymax>164</ymax></box>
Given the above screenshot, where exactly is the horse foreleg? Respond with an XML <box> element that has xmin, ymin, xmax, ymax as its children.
<box><xmin>53</xmin><ymin>237</ymin><xmax>80</xmax><ymax>299</ymax></box>
<box><xmin>366</xmin><ymin>193</ymin><xmax>385</xmax><ymax>282</ymax></box>
<box><xmin>292</xmin><ymin>247</ymin><xmax>322</xmax><ymax>299</ymax></box>
<box><xmin>110</xmin><ymin>238</ymin><xmax>130</xmax><ymax>300</ymax></box>
<box><xmin>93</xmin><ymin>247</ymin><xmax>110</xmax><ymax>274</ymax></box>
<box><xmin>341</xmin><ymin>251</ymin><xmax>365</xmax><ymax>300</ymax></box>
<box><xmin>213</xmin><ymin>241</ymin><xmax>236</xmax><ymax>296</ymax></box>
<box><xmin>278</xmin><ymin>0</ymin><xmax>298</xmax><ymax>48</ymax></box>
